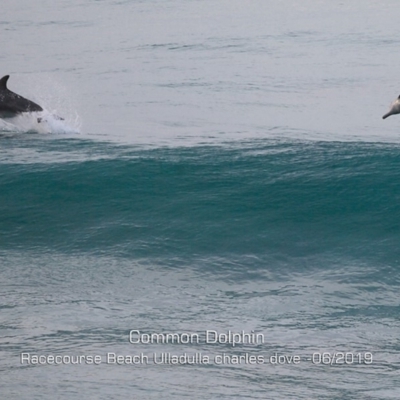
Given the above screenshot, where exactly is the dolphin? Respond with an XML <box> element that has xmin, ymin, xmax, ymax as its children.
<box><xmin>0</xmin><ymin>75</ymin><xmax>44</xmax><ymax>119</ymax></box>
<box><xmin>382</xmin><ymin>95</ymin><xmax>400</xmax><ymax>119</ymax></box>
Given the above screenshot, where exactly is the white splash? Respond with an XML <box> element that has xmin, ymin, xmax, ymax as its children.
<box><xmin>0</xmin><ymin>110</ymin><xmax>81</xmax><ymax>135</ymax></box>
<box><xmin>0</xmin><ymin>75</ymin><xmax>82</xmax><ymax>135</ymax></box>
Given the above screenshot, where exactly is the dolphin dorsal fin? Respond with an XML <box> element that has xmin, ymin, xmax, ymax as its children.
<box><xmin>0</xmin><ymin>75</ymin><xmax>10</xmax><ymax>90</ymax></box>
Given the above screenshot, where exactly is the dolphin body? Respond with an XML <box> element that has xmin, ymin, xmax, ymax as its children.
<box><xmin>382</xmin><ymin>95</ymin><xmax>400</xmax><ymax>119</ymax></box>
<box><xmin>0</xmin><ymin>75</ymin><xmax>44</xmax><ymax>119</ymax></box>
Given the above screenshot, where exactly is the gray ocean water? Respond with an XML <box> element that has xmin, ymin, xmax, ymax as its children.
<box><xmin>1</xmin><ymin>1</ymin><xmax>400</xmax><ymax>399</ymax></box>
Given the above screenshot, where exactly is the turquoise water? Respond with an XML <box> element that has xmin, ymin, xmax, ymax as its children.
<box><xmin>1</xmin><ymin>1</ymin><xmax>400</xmax><ymax>399</ymax></box>
<box><xmin>2</xmin><ymin>138</ymin><xmax>400</xmax><ymax>264</ymax></box>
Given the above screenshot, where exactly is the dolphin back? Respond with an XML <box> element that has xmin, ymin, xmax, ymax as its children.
<box><xmin>0</xmin><ymin>74</ymin><xmax>43</xmax><ymax>116</ymax></box>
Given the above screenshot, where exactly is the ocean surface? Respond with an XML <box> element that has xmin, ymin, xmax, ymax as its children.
<box><xmin>1</xmin><ymin>1</ymin><xmax>400</xmax><ymax>399</ymax></box>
